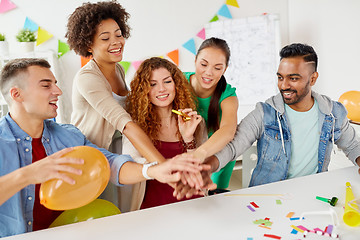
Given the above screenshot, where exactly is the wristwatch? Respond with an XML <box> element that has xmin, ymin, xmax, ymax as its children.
<box><xmin>142</xmin><ymin>161</ymin><xmax>158</xmax><ymax>180</ymax></box>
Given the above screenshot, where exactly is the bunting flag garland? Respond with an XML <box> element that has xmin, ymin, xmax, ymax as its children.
<box><xmin>182</xmin><ymin>38</ymin><xmax>196</xmax><ymax>55</ymax></box>
<box><xmin>132</xmin><ymin>60</ymin><xmax>143</xmax><ymax>71</ymax></box>
<box><xmin>81</xmin><ymin>56</ymin><xmax>91</xmax><ymax>67</ymax></box>
<box><xmin>167</xmin><ymin>49</ymin><xmax>179</xmax><ymax>66</ymax></box>
<box><xmin>119</xmin><ymin>61</ymin><xmax>131</xmax><ymax>74</ymax></box>
<box><xmin>196</xmin><ymin>28</ymin><xmax>206</xmax><ymax>40</ymax></box>
<box><xmin>210</xmin><ymin>15</ymin><xmax>219</xmax><ymax>22</ymax></box>
<box><xmin>226</xmin><ymin>0</ymin><xmax>240</xmax><ymax>8</ymax></box>
<box><xmin>0</xmin><ymin>0</ymin><xmax>17</xmax><ymax>14</ymax></box>
<box><xmin>24</xmin><ymin>17</ymin><xmax>38</xmax><ymax>32</ymax></box>
<box><xmin>218</xmin><ymin>4</ymin><xmax>232</xmax><ymax>18</ymax></box>
<box><xmin>5</xmin><ymin>0</ymin><xmax>239</xmax><ymax>68</ymax></box>
<box><xmin>36</xmin><ymin>27</ymin><xmax>53</xmax><ymax>46</ymax></box>
<box><xmin>58</xmin><ymin>40</ymin><xmax>70</xmax><ymax>58</ymax></box>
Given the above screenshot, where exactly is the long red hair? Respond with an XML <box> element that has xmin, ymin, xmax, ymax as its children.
<box><xmin>126</xmin><ymin>57</ymin><xmax>197</xmax><ymax>142</ymax></box>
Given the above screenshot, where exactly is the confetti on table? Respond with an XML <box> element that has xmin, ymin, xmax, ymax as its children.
<box><xmin>286</xmin><ymin>212</ymin><xmax>295</xmax><ymax>218</ymax></box>
<box><xmin>326</xmin><ymin>224</ymin><xmax>333</xmax><ymax>234</ymax></box>
<box><xmin>291</xmin><ymin>225</ymin><xmax>305</xmax><ymax>233</ymax></box>
<box><xmin>296</xmin><ymin>225</ymin><xmax>309</xmax><ymax>232</ymax></box>
<box><xmin>289</xmin><ymin>217</ymin><xmax>301</xmax><ymax>221</ymax></box>
<box><xmin>264</xmin><ymin>234</ymin><xmax>281</xmax><ymax>239</ymax></box>
<box><xmin>276</xmin><ymin>199</ymin><xmax>282</xmax><ymax>204</ymax></box>
<box><xmin>259</xmin><ymin>225</ymin><xmax>272</xmax><ymax>230</ymax></box>
<box><xmin>250</xmin><ymin>201</ymin><xmax>259</xmax><ymax>208</ymax></box>
<box><xmin>247</xmin><ymin>238</ymin><xmax>253</xmax><ymax>240</ymax></box>
<box><xmin>290</xmin><ymin>229</ymin><xmax>298</xmax><ymax>234</ymax></box>
<box><xmin>313</xmin><ymin>228</ymin><xmax>323</xmax><ymax>233</ymax></box>
<box><xmin>253</xmin><ymin>218</ymin><xmax>273</xmax><ymax>229</ymax></box>
<box><xmin>247</xmin><ymin>205</ymin><xmax>256</xmax><ymax>212</ymax></box>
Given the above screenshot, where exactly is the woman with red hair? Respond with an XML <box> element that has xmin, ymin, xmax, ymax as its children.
<box><xmin>125</xmin><ymin>57</ymin><xmax>210</xmax><ymax>209</ymax></box>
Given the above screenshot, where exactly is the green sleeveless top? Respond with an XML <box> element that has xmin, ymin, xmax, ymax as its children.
<box><xmin>184</xmin><ymin>72</ymin><xmax>237</xmax><ymax>137</ymax></box>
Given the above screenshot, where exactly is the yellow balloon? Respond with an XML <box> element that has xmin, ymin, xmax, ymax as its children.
<box><xmin>49</xmin><ymin>199</ymin><xmax>120</xmax><ymax>228</ymax></box>
<box><xmin>339</xmin><ymin>91</ymin><xmax>360</xmax><ymax>122</ymax></box>
<box><xmin>40</xmin><ymin>146</ymin><xmax>110</xmax><ymax>210</ymax></box>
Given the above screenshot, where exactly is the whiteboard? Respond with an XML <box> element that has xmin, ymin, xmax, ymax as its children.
<box><xmin>205</xmin><ymin>14</ymin><xmax>281</xmax><ymax>106</ymax></box>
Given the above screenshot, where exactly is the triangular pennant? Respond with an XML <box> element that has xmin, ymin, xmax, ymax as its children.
<box><xmin>119</xmin><ymin>61</ymin><xmax>131</xmax><ymax>74</ymax></box>
<box><xmin>58</xmin><ymin>40</ymin><xmax>70</xmax><ymax>58</ymax></box>
<box><xmin>81</xmin><ymin>56</ymin><xmax>91</xmax><ymax>67</ymax></box>
<box><xmin>0</xmin><ymin>0</ymin><xmax>17</xmax><ymax>14</ymax></box>
<box><xmin>210</xmin><ymin>15</ymin><xmax>219</xmax><ymax>22</ymax></box>
<box><xmin>36</xmin><ymin>27</ymin><xmax>53</xmax><ymax>46</ymax></box>
<box><xmin>24</xmin><ymin>17</ymin><xmax>38</xmax><ymax>32</ymax></box>
<box><xmin>182</xmin><ymin>39</ymin><xmax>196</xmax><ymax>55</ymax></box>
<box><xmin>226</xmin><ymin>0</ymin><xmax>239</xmax><ymax>8</ymax></box>
<box><xmin>167</xmin><ymin>49</ymin><xmax>179</xmax><ymax>66</ymax></box>
<box><xmin>196</xmin><ymin>28</ymin><xmax>206</xmax><ymax>40</ymax></box>
<box><xmin>132</xmin><ymin>60</ymin><xmax>143</xmax><ymax>71</ymax></box>
<box><xmin>218</xmin><ymin>4</ymin><xmax>232</xmax><ymax>19</ymax></box>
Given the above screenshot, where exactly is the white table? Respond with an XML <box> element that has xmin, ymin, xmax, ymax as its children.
<box><xmin>4</xmin><ymin>166</ymin><xmax>360</xmax><ymax>240</ymax></box>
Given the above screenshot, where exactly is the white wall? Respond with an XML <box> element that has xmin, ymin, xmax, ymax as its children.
<box><xmin>288</xmin><ymin>0</ymin><xmax>360</xmax><ymax>101</ymax></box>
<box><xmin>1</xmin><ymin>0</ymin><xmax>359</xmax><ymax>123</ymax></box>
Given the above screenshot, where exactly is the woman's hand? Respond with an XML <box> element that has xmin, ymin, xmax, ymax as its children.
<box><xmin>177</xmin><ymin>108</ymin><xmax>202</xmax><ymax>142</ymax></box>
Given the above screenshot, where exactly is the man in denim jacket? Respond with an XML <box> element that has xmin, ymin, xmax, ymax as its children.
<box><xmin>210</xmin><ymin>43</ymin><xmax>360</xmax><ymax>187</ymax></box>
<box><xmin>0</xmin><ymin>58</ymin><xmax>203</xmax><ymax>237</ymax></box>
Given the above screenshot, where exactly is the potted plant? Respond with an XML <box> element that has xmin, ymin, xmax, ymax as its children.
<box><xmin>16</xmin><ymin>29</ymin><xmax>37</xmax><ymax>53</ymax></box>
<box><xmin>0</xmin><ymin>33</ymin><xmax>9</xmax><ymax>56</ymax></box>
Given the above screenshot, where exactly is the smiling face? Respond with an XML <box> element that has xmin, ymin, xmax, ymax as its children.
<box><xmin>277</xmin><ymin>57</ymin><xmax>318</xmax><ymax>111</ymax></box>
<box><xmin>148</xmin><ymin>67</ymin><xmax>176</xmax><ymax>109</ymax></box>
<box><xmin>194</xmin><ymin>47</ymin><xmax>227</xmax><ymax>92</ymax></box>
<box><xmin>89</xmin><ymin>18</ymin><xmax>125</xmax><ymax>64</ymax></box>
<box><xmin>18</xmin><ymin>66</ymin><xmax>62</xmax><ymax>120</ymax></box>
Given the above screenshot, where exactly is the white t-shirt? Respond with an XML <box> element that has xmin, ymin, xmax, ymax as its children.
<box><xmin>285</xmin><ymin>99</ymin><xmax>320</xmax><ymax>178</ymax></box>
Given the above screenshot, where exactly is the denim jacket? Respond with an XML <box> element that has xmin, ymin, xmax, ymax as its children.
<box><xmin>215</xmin><ymin>91</ymin><xmax>360</xmax><ymax>187</ymax></box>
<box><xmin>0</xmin><ymin>114</ymin><xmax>132</xmax><ymax>238</ymax></box>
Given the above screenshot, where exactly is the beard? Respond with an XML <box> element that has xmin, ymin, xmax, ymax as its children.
<box><xmin>280</xmin><ymin>81</ymin><xmax>311</xmax><ymax>105</ymax></box>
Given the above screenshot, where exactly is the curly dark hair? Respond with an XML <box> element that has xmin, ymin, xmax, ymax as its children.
<box><xmin>126</xmin><ymin>57</ymin><xmax>197</xmax><ymax>142</ymax></box>
<box><xmin>65</xmin><ymin>0</ymin><xmax>131</xmax><ymax>57</ymax></box>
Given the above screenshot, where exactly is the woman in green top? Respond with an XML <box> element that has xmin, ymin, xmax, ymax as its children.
<box><xmin>185</xmin><ymin>37</ymin><xmax>238</xmax><ymax>190</ymax></box>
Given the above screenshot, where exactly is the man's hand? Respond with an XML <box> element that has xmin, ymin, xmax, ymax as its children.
<box><xmin>356</xmin><ymin>156</ymin><xmax>360</xmax><ymax>174</ymax></box>
<box><xmin>0</xmin><ymin>147</ymin><xmax>84</xmax><ymax>206</ymax></box>
<box><xmin>23</xmin><ymin>147</ymin><xmax>84</xmax><ymax>185</ymax></box>
<box><xmin>147</xmin><ymin>154</ymin><xmax>203</xmax><ymax>184</ymax></box>
<box><xmin>173</xmin><ymin>168</ymin><xmax>217</xmax><ymax>200</ymax></box>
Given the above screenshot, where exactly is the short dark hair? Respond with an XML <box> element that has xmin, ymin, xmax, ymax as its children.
<box><xmin>280</xmin><ymin>43</ymin><xmax>318</xmax><ymax>71</ymax></box>
<box><xmin>0</xmin><ymin>58</ymin><xmax>50</xmax><ymax>104</ymax></box>
<box><xmin>65</xmin><ymin>0</ymin><xmax>131</xmax><ymax>57</ymax></box>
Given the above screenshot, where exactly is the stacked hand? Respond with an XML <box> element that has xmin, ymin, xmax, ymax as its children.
<box><xmin>151</xmin><ymin>151</ymin><xmax>217</xmax><ymax>200</ymax></box>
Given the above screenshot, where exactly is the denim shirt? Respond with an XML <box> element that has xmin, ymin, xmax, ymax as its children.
<box><xmin>0</xmin><ymin>114</ymin><xmax>132</xmax><ymax>238</ymax></box>
<box><xmin>215</xmin><ymin>91</ymin><xmax>360</xmax><ymax>187</ymax></box>
<box><xmin>250</xmin><ymin>101</ymin><xmax>343</xmax><ymax>186</ymax></box>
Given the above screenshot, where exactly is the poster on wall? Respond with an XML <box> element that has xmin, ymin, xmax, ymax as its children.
<box><xmin>205</xmin><ymin>14</ymin><xmax>281</xmax><ymax>106</ymax></box>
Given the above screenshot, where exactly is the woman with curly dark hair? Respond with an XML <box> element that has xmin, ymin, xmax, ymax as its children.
<box><xmin>66</xmin><ymin>1</ymin><xmax>172</xmax><ymax>211</ymax></box>
<box><xmin>124</xmin><ymin>57</ymin><xmax>208</xmax><ymax>209</ymax></box>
